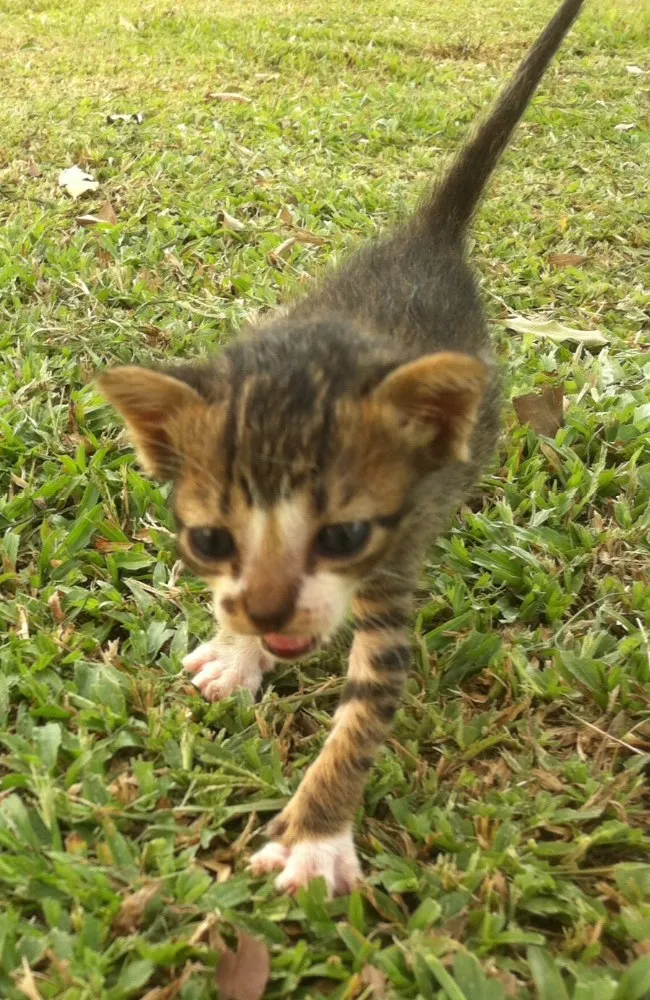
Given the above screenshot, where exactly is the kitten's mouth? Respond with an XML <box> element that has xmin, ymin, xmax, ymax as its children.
<box><xmin>262</xmin><ymin>634</ymin><xmax>319</xmax><ymax>661</ymax></box>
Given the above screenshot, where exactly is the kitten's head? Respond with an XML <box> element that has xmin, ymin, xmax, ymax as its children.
<box><xmin>98</xmin><ymin>318</ymin><xmax>487</xmax><ymax>659</ymax></box>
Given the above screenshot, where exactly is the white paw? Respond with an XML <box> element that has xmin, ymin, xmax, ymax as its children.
<box><xmin>249</xmin><ymin>830</ymin><xmax>362</xmax><ymax>898</ymax></box>
<box><xmin>182</xmin><ymin>634</ymin><xmax>274</xmax><ymax>702</ymax></box>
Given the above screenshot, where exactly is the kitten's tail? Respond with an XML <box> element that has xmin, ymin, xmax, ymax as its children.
<box><xmin>427</xmin><ymin>0</ymin><xmax>585</xmax><ymax>233</ymax></box>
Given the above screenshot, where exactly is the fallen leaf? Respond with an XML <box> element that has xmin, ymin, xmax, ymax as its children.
<box><xmin>220</xmin><ymin>210</ymin><xmax>246</xmax><ymax>232</ymax></box>
<box><xmin>614</xmin><ymin>122</ymin><xmax>637</xmax><ymax>132</ymax></box>
<box><xmin>292</xmin><ymin>227</ymin><xmax>328</xmax><ymax>246</ymax></box>
<box><xmin>47</xmin><ymin>590</ymin><xmax>65</xmax><ymax>622</ymax></box>
<box><xmin>188</xmin><ymin>913</ymin><xmax>221</xmax><ymax>947</ymax></box>
<box><xmin>76</xmin><ymin>200</ymin><xmax>117</xmax><ymax>227</ymax></box>
<box><xmin>109</xmin><ymin>772</ymin><xmax>140</xmax><ymax>805</ymax></box>
<box><xmin>107</xmin><ymin>111</ymin><xmax>143</xmax><ymax>124</ymax></box>
<box><xmin>16</xmin><ymin>958</ymin><xmax>43</xmax><ymax>1000</ymax></box>
<box><xmin>97</xmin><ymin>200</ymin><xmax>118</xmax><ymax>224</ymax></box>
<box><xmin>119</xmin><ymin>14</ymin><xmax>138</xmax><ymax>31</ymax></box>
<box><xmin>268</xmin><ymin>236</ymin><xmax>296</xmax><ymax>266</ymax></box>
<box><xmin>547</xmin><ymin>252</ymin><xmax>588</xmax><ymax>269</ymax></box>
<box><xmin>503</xmin><ymin>316</ymin><xmax>608</xmax><ymax>348</ymax></box>
<box><xmin>207</xmin><ymin>92</ymin><xmax>252</xmax><ymax>104</ymax></box>
<box><xmin>17</xmin><ymin>606</ymin><xmax>29</xmax><ymax>640</ymax></box>
<box><xmin>215</xmin><ymin>931</ymin><xmax>270</xmax><ymax>1000</ymax></box>
<box><xmin>278</xmin><ymin>205</ymin><xmax>327</xmax><ymax>243</ymax></box>
<box><xmin>141</xmin><ymin>964</ymin><xmax>199</xmax><ymax>1000</ymax></box>
<box><xmin>112</xmin><ymin>883</ymin><xmax>162</xmax><ymax>935</ymax></box>
<box><xmin>27</xmin><ymin>160</ymin><xmax>41</xmax><ymax>178</ymax></box>
<box><xmin>625</xmin><ymin>65</ymin><xmax>644</xmax><ymax>76</ymax></box>
<box><xmin>95</xmin><ymin>538</ymin><xmax>133</xmax><ymax>552</ymax></box>
<box><xmin>59</xmin><ymin>165</ymin><xmax>99</xmax><ymax>200</ymax></box>
<box><xmin>513</xmin><ymin>386</ymin><xmax>565</xmax><ymax>436</ymax></box>
<box><xmin>531</xmin><ymin>768</ymin><xmax>566</xmax><ymax>793</ymax></box>
<box><xmin>199</xmin><ymin>858</ymin><xmax>233</xmax><ymax>882</ymax></box>
<box><xmin>360</xmin><ymin>964</ymin><xmax>388</xmax><ymax>997</ymax></box>
<box><xmin>540</xmin><ymin>441</ymin><xmax>564</xmax><ymax>473</ymax></box>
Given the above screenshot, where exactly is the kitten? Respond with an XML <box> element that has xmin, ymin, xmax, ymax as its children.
<box><xmin>99</xmin><ymin>0</ymin><xmax>585</xmax><ymax>897</ymax></box>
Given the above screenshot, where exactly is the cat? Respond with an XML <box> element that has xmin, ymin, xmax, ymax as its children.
<box><xmin>98</xmin><ymin>0</ymin><xmax>585</xmax><ymax>897</ymax></box>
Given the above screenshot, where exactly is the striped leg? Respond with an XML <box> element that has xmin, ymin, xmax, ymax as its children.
<box><xmin>250</xmin><ymin>591</ymin><xmax>412</xmax><ymax>896</ymax></box>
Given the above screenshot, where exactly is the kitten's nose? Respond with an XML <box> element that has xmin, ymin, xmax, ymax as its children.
<box><xmin>242</xmin><ymin>585</ymin><xmax>296</xmax><ymax>634</ymax></box>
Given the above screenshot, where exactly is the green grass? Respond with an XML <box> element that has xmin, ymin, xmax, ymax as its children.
<box><xmin>1</xmin><ymin>0</ymin><xmax>650</xmax><ymax>996</ymax></box>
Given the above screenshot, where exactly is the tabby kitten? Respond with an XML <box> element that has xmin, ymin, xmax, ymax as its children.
<box><xmin>99</xmin><ymin>0</ymin><xmax>585</xmax><ymax>896</ymax></box>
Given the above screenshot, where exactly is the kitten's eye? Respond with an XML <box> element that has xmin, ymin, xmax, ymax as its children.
<box><xmin>187</xmin><ymin>527</ymin><xmax>236</xmax><ymax>561</ymax></box>
<box><xmin>316</xmin><ymin>521</ymin><xmax>371</xmax><ymax>559</ymax></box>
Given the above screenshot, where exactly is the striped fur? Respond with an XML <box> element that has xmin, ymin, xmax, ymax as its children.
<box><xmin>269</xmin><ymin>594</ymin><xmax>413</xmax><ymax>842</ymax></box>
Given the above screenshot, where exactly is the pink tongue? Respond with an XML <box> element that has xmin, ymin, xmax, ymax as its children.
<box><xmin>264</xmin><ymin>634</ymin><xmax>312</xmax><ymax>655</ymax></box>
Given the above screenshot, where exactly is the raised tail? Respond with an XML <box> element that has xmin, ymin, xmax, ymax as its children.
<box><xmin>427</xmin><ymin>0</ymin><xmax>585</xmax><ymax>233</ymax></box>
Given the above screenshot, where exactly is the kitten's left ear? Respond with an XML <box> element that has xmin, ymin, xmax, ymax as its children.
<box><xmin>97</xmin><ymin>366</ymin><xmax>206</xmax><ymax>478</ymax></box>
<box><xmin>374</xmin><ymin>351</ymin><xmax>489</xmax><ymax>462</ymax></box>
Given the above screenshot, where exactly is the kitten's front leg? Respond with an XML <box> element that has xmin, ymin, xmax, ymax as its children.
<box><xmin>250</xmin><ymin>594</ymin><xmax>412</xmax><ymax>896</ymax></box>
<box><xmin>183</xmin><ymin>631</ymin><xmax>275</xmax><ymax>701</ymax></box>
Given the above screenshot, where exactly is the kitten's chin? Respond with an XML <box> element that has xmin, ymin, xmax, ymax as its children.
<box><xmin>262</xmin><ymin>634</ymin><xmax>320</xmax><ymax>661</ymax></box>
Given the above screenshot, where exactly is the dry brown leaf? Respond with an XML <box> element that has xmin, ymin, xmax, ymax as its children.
<box><xmin>215</xmin><ymin>931</ymin><xmax>270</xmax><ymax>1000</ymax></box>
<box><xmin>531</xmin><ymin>768</ymin><xmax>566</xmax><ymax>793</ymax></box>
<box><xmin>109</xmin><ymin>772</ymin><xmax>139</xmax><ymax>805</ymax></box>
<box><xmin>141</xmin><ymin>962</ymin><xmax>200</xmax><ymax>1000</ymax></box>
<box><xmin>97</xmin><ymin>200</ymin><xmax>118</xmax><ymax>224</ymax></box>
<box><xmin>547</xmin><ymin>252</ymin><xmax>588</xmax><ymax>269</ymax></box>
<box><xmin>221</xmin><ymin>210</ymin><xmax>246</xmax><ymax>232</ymax></box>
<box><xmin>16</xmin><ymin>958</ymin><xmax>44</xmax><ymax>1000</ymax></box>
<box><xmin>504</xmin><ymin>315</ymin><xmax>608</xmax><ymax>347</ymax></box>
<box><xmin>292</xmin><ymin>227</ymin><xmax>328</xmax><ymax>246</ymax></box>
<box><xmin>28</xmin><ymin>160</ymin><xmax>41</xmax><ymax>178</ymax></box>
<box><xmin>280</xmin><ymin>205</ymin><xmax>295</xmax><ymax>226</ymax></box>
<box><xmin>95</xmin><ymin>538</ymin><xmax>133</xmax><ymax>552</ymax></box>
<box><xmin>513</xmin><ymin>386</ymin><xmax>564</xmax><ymax>437</ymax></box>
<box><xmin>48</xmin><ymin>591</ymin><xmax>65</xmax><ymax>623</ymax></box>
<box><xmin>112</xmin><ymin>883</ymin><xmax>162</xmax><ymax>935</ymax></box>
<box><xmin>76</xmin><ymin>215</ymin><xmax>103</xmax><ymax>227</ymax></box>
<box><xmin>360</xmin><ymin>964</ymin><xmax>388</xmax><ymax>997</ymax></box>
<box><xmin>268</xmin><ymin>236</ymin><xmax>296</xmax><ymax>266</ymax></box>
<box><xmin>207</xmin><ymin>92</ymin><xmax>252</xmax><ymax>104</ymax></box>
<box><xmin>76</xmin><ymin>200</ymin><xmax>117</xmax><ymax>227</ymax></box>
<box><xmin>199</xmin><ymin>858</ymin><xmax>233</xmax><ymax>882</ymax></box>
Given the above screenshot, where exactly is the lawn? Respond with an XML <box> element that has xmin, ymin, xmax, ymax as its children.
<box><xmin>1</xmin><ymin>0</ymin><xmax>649</xmax><ymax>996</ymax></box>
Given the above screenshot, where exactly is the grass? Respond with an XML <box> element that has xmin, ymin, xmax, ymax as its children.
<box><xmin>1</xmin><ymin>0</ymin><xmax>649</xmax><ymax>996</ymax></box>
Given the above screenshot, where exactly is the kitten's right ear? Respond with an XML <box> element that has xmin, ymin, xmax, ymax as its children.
<box><xmin>97</xmin><ymin>366</ymin><xmax>205</xmax><ymax>478</ymax></box>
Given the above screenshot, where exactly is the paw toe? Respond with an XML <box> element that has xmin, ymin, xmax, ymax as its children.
<box><xmin>249</xmin><ymin>841</ymin><xmax>289</xmax><ymax>875</ymax></box>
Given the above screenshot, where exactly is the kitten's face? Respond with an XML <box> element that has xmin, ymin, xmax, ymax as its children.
<box><xmin>98</xmin><ymin>327</ymin><xmax>487</xmax><ymax>659</ymax></box>
<box><xmin>170</xmin><ymin>393</ymin><xmax>422</xmax><ymax>658</ymax></box>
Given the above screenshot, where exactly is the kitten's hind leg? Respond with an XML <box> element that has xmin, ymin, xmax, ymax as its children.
<box><xmin>183</xmin><ymin>632</ymin><xmax>275</xmax><ymax>701</ymax></box>
<box><xmin>249</xmin><ymin>590</ymin><xmax>413</xmax><ymax>897</ymax></box>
